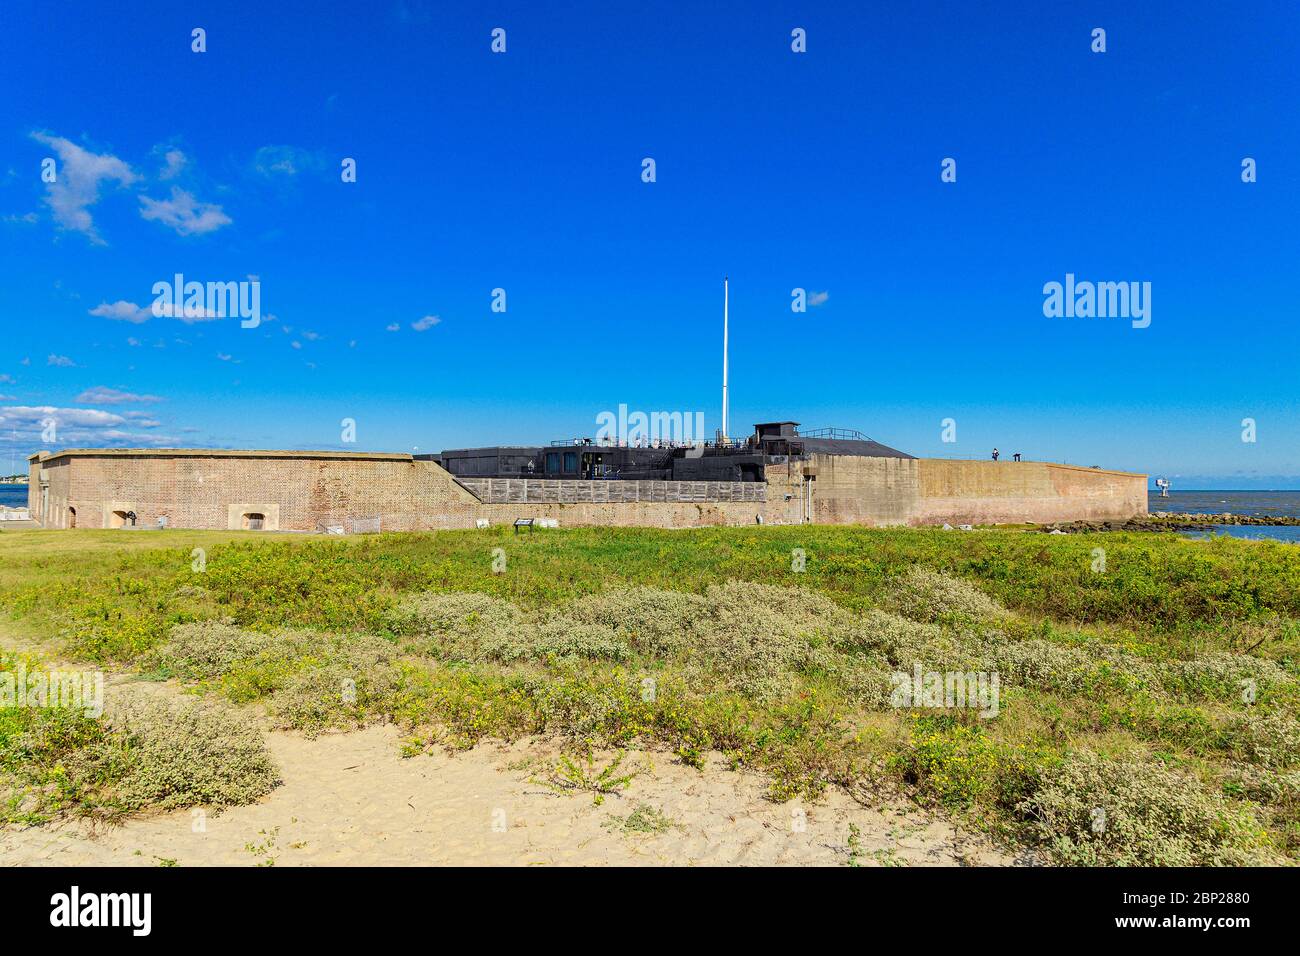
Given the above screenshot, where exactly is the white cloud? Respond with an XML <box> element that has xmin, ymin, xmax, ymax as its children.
<box><xmin>1</xmin><ymin>405</ymin><xmax>125</xmax><ymax>428</ymax></box>
<box><xmin>30</xmin><ymin>132</ymin><xmax>138</xmax><ymax>243</ymax></box>
<box><xmin>385</xmin><ymin>323</ymin><xmax>400</xmax><ymax>332</ymax></box>
<box><xmin>91</xmin><ymin>298</ymin><xmax>222</xmax><ymax>324</ymax></box>
<box><xmin>47</xmin><ymin>354</ymin><xmax>75</xmax><ymax>367</ymax></box>
<box><xmin>0</xmin><ymin>405</ymin><xmax>183</xmax><ymax>447</ymax></box>
<box><xmin>138</xmin><ymin>187</ymin><xmax>231</xmax><ymax>236</ymax></box>
<box><xmin>75</xmin><ymin>386</ymin><xmax>163</xmax><ymax>404</ymax></box>
<box><xmin>411</xmin><ymin>315</ymin><xmax>441</xmax><ymax>332</ymax></box>
<box><xmin>159</xmin><ymin>301</ymin><xmax>222</xmax><ymax>323</ymax></box>
<box><xmin>158</xmin><ymin>148</ymin><xmax>187</xmax><ymax>180</ymax></box>
<box><xmin>89</xmin><ymin>300</ymin><xmax>152</xmax><ymax>323</ymax></box>
<box><xmin>252</xmin><ymin>145</ymin><xmax>324</xmax><ymax>178</ymax></box>
<box><xmin>808</xmin><ymin>290</ymin><xmax>829</xmax><ymax>307</ymax></box>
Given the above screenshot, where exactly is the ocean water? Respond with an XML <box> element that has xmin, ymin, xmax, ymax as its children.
<box><xmin>1156</xmin><ymin>490</ymin><xmax>1300</xmax><ymax>543</ymax></box>
<box><xmin>0</xmin><ymin>484</ymin><xmax>28</xmax><ymax>508</ymax></box>
<box><xmin>1156</xmin><ymin>490</ymin><xmax>1300</xmax><ymax>519</ymax></box>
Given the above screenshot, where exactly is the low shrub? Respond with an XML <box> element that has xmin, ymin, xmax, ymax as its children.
<box><xmin>559</xmin><ymin>587</ymin><xmax>707</xmax><ymax>656</ymax></box>
<box><xmin>104</xmin><ymin>693</ymin><xmax>281</xmax><ymax>811</ymax></box>
<box><xmin>1017</xmin><ymin>751</ymin><xmax>1274</xmax><ymax>865</ymax></box>
<box><xmin>150</xmin><ymin>619</ymin><xmax>282</xmax><ymax>680</ymax></box>
<box><xmin>1218</xmin><ymin>710</ymin><xmax>1300</xmax><ymax>769</ymax></box>
<box><xmin>884</xmin><ymin>567</ymin><xmax>1009</xmax><ymax>624</ymax></box>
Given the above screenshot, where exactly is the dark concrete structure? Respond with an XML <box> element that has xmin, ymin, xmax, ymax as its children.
<box><xmin>431</xmin><ymin>420</ymin><xmax>913</xmax><ymax>484</ymax></box>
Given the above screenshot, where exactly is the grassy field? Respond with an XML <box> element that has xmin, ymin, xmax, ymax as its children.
<box><xmin>2</xmin><ymin>524</ymin><xmax>1298</xmax><ymax>865</ymax></box>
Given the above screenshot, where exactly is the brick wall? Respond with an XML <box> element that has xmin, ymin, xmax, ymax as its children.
<box><xmin>29</xmin><ymin>452</ymin><xmax>475</xmax><ymax>531</ymax></box>
<box><xmin>27</xmin><ymin>449</ymin><xmax>1146</xmax><ymax>532</ymax></box>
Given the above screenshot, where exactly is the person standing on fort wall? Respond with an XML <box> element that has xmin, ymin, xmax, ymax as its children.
<box><xmin>991</xmin><ymin>448</ymin><xmax>1000</xmax><ymax>461</ymax></box>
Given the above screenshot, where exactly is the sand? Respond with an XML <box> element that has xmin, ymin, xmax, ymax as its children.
<box><xmin>1</xmin><ymin>628</ymin><xmax>1027</xmax><ymax>867</ymax></box>
<box><xmin>1</xmin><ymin>722</ymin><xmax>1027</xmax><ymax>867</ymax></box>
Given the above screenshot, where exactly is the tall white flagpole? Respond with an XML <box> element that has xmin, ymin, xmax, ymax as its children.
<box><xmin>722</xmin><ymin>276</ymin><xmax>729</xmax><ymax>442</ymax></box>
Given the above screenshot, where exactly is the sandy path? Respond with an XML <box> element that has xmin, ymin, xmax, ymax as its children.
<box><xmin>1</xmin><ymin>624</ymin><xmax>1026</xmax><ymax>867</ymax></box>
<box><xmin>1</xmin><ymin>722</ymin><xmax>1027</xmax><ymax>867</ymax></box>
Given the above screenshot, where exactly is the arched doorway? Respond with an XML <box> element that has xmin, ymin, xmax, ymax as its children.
<box><xmin>242</xmin><ymin>512</ymin><xmax>266</xmax><ymax>530</ymax></box>
<box><xmin>68</xmin><ymin>507</ymin><xmax>76</xmax><ymax>528</ymax></box>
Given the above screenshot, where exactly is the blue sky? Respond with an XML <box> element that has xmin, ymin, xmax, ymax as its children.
<box><xmin>0</xmin><ymin>1</ymin><xmax>1296</xmax><ymax>487</ymax></box>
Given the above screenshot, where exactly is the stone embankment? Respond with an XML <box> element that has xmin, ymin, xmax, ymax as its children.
<box><xmin>1041</xmin><ymin>512</ymin><xmax>1300</xmax><ymax>534</ymax></box>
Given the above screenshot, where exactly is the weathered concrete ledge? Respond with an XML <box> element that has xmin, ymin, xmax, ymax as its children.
<box><xmin>455</xmin><ymin>477</ymin><xmax>765</xmax><ymax>504</ymax></box>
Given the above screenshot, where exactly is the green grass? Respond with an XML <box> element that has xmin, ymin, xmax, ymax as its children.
<box><xmin>1</xmin><ymin>524</ymin><xmax>1298</xmax><ymax>864</ymax></box>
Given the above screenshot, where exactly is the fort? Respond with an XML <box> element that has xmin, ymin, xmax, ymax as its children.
<box><xmin>25</xmin><ymin>420</ymin><xmax>1147</xmax><ymax>532</ymax></box>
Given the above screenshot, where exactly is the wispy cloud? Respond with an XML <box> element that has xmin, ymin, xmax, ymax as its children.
<box><xmin>89</xmin><ymin>300</ymin><xmax>151</xmax><ymax>323</ymax></box>
<box><xmin>138</xmin><ymin>187</ymin><xmax>232</xmax><ymax>236</ymax></box>
<box><xmin>90</xmin><ymin>299</ymin><xmax>223</xmax><ymax>324</ymax></box>
<box><xmin>411</xmin><ymin>314</ymin><xmax>441</xmax><ymax>332</ymax></box>
<box><xmin>0</xmin><ymin>405</ymin><xmax>175</xmax><ymax>446</ymax></box>
<box><xmin>808</xmin><ymin>290</ymin><xmax>829</xmax><ymax>307</ymax></box>
<box><xmin>47</xmin><ymin>354</ymin><xmax>75</xmax><ymax>367</ymax></box>
<box><xmin>30</xmin><ymin>132</ymin><xmax>137</xmax><ymax>243</ymax></box>
<box><xmin>2</xmin><ymin>405</ymin><xmax>124</xmax><ymax>426</ymax></box>
<box><xmin>75</xmin><ymin>386</ymin><xmax>163</xmax><ymax>404</ymax></box>
<box><xmin>252</xmin><ymin>145</ymin><xmax>325</xmax><ymax>178</ymax></box>
<box><xmin>157</xmin><ymin>148</ymin><xmax>187</xmax><ymax>180</ymax></box>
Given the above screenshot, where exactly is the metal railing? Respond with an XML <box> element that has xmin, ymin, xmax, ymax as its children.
<box><xmin>798</xmin><ymin>427</ymin><xmax>871</xmax><ymax>441</ymax></box>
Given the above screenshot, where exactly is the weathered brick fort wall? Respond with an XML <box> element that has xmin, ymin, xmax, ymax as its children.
<box><xmin>27</xmin><ymin>448</ymin><xmax>1145</xmax><ymax>531</ymax></box>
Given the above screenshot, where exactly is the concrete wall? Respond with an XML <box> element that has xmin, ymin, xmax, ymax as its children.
<box><xmin>25</xmin><ymin>450</ymin><xmax>773</xmax><ymax>531</ymax></box>
<box><xmin>798</xmin><ymin>454</ymin><xmax>1146</xmax><ymax>526</ymax></box>
<box><xmin>456</xmin><ymin>477</ymin><xmax>765</xmax><ymax>505</ymax></box>
<box><xmin>25</xmin><ymin>448</ymin><xmax>1145</xmax><ymax>532</ymax></box>
<box><xmin>914</xmin><ymin>459</ymin><xmax>1147</xmax><ymax>525</ymax></box>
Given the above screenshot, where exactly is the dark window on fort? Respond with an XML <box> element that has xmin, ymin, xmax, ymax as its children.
<box><xmin>563</xmin><ymin>451</ymin><xmax>578</xmax><ymax>473</ymax></box>
<box><xmin>545</xmin><ymin>452</ymin><xmax>561</xmax><ymax>474</ymax></box>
